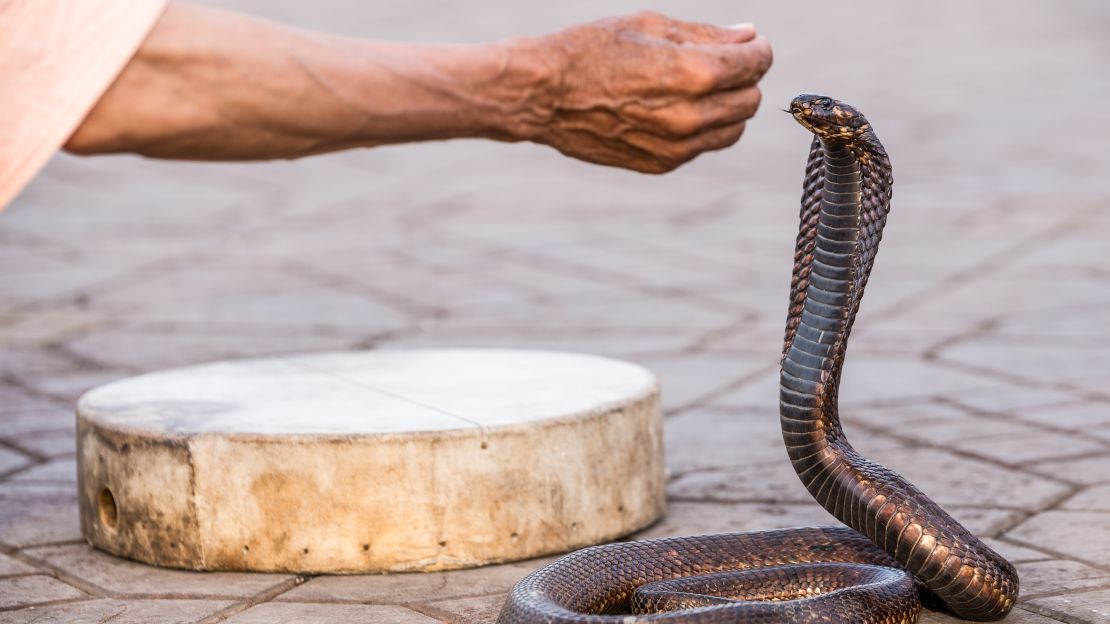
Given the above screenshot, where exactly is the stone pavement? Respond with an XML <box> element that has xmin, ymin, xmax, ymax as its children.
<box><xmin>2</xmin><ymin>0</ymin><xmax>1109</xmax><ymax>622</ymax></box>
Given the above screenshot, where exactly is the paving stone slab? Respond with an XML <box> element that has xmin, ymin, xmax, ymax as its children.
<box><xmin>1060</xmin><ymin>485</ymin><xmax>1110</xmax><ymax>511</ymax></box>
<box><xmin>14</xmin><ymin>368</ymin><xmax>133</xmax><ymax>407</ymax></box>
<box><xmin>0</xmin><ymin>308</ymin><xmax>122</xmax><ymax>349</ymax></box>
<box><xmin>0</xmin><ymin>574</ymin><xmax>86</xmax><ymax>609</ymax></box>
<box><xmin>277</xmin><ymin>557</ymin><xmax>551</xmax><ymax>604</ymax></box>
<box><xmin>983</xmin><ymin>539</ymin><xmax>1053</xmax><ymax>564</ymax></box>
<box><xmin>836</xmin><ymin>357</ymin><xmax>1015</xmax><ymax>407</ymax></box>
<box><xmin>3</xmin><ymin>430</ymin><xmax>77</xmax><ymax>459</ymax></box>
<box><xmin>0</xmin><ymin>482</ymin><xmax>81</xmax><ymax>548</ymax></box>
<box><xmin>883</xmin><ymin>415</ymin><xmax>1048</xmax><ymax>447</ymax></box>
<box><xmin>380</xmin><ymin>326</ymin><xmax>705</xmax><ymax>360</ymax></box>
<box><xmin>64</xmin><ymin>324</ymin><xmax>369</xmax><ymax>372</ymax></box>
<box><xmin>667</xmin><ymin>464</ymin><xmax>815</xmax><ymax>505</ymax></box>
<box><xmin>438</xmin><ymin>291</ymin><xmax>737</xmax><ymax>336</ymax></box>
<box><xmin>86</xmin><ymin>262</ymin><xmax>415</xmax><ymax>333</ymax></box>
<box><xmin>1016</xmin><ymin>559</ymin><xmax>1110</xmax><ymax>599</ymax></box>
<box><xmin>664</xmin><ymin>408</ymin><xmax>796</xmax><ymax>474</ymax></box>
<box><xmin>223</xmin><ymin>602</ymin><xmax>439</xmax><ymax>623</ymax></box>
<box><xmin>0</xmin><ymin>407</ymin><xmax>76</xmax><ymax>438</ymax></box>
<box><xmin>0</xmin><ymin>264</ymin><xmax>137</xmax><ymax>310</ymax></box>
<box><xmin>863</xmin><ymin>445</ymin><xmax>1071</xmax><ymax>510</ymax></box>
<box><xmin>0</xmin><ymin>384</ymin><xmax>64</xmax><ymax>416</ymax></box>
<box><xmin>710</xmin><ymin>357</ymin><xmax>1015</xmax><ymax>410</ymax></box>
<box><xmin>0</xmin><ymin>553</ymin><xmax>36</xmax><ymax>576</ymax></box>
<box><xmin>0</xmin><ymin>447</ymin><xmax>32</xmax><ymax>475</ymax></box>
<box><xmin>843</xmin><ymin>400</ymin><xmax>976</xmax><ymax>431</ymax></box>
<box><xmin>944</xmin><ymin>386</ymin><xmax>1083</xmax><ymax>415</ymax></box>
<box><xmin>632</xmin><ymin>501</ymin><xmax>840</xmax><ymax>540</ymax></box>
<box><xmin>1027</xmin><ymin>588</ymin><xmax>1110</xmax><ymax>622</ymax></box>
<box><xmin>920</xmin><ymin>606</ymin><xmax>1063</xmax><ymax>623</ymax></box>
<box><xmin>0</xmin><ymin>599</ymin><xmax>233</xmax><ymax>623</ymax></box>
<box><xmin>629</xmin><ymin>353</ymin><xmax>772</xmax><ymax>413</ymax></box>
<box><xmin>1011</xmin><ymin>401</ymin><xmax>1110</xmax><ymax>432</ymax></box>
<box><xmin>9</xmin><ymin>458</ymin><xmax>76</xmax><ymax>483</ymax></box>
<box><xmin>952</xmin><ymin>431</ymin><xmax>1106</xmax><ymax>466</ymax></box>
<box><xmin>938</xmin><ymin>341</ymin><xmax>1110</xmax><ymax>397</ymax></box>
<box><xmin>422</xmin><ymin>593</ymin><xmax>509</xmax><ymax>624</ymax></box>
<box><xmin>23</xmin><ymin>544</ymin><xmax>296</xmax><ymax>598</ymax></box>
<box><xmin>1008</xmin><ymin>511</ymin><xmax>1110</xmax><ymax>565</ymax></box>
<box><xmin>1032</xmin><ymin>454</ymin><xmax>1110</xmax><ymax>486</ymax></box>
<box><xmin>646</xmin><ymin>499</ymin><xmax>1021</xmax><ymax>542</ymax></box>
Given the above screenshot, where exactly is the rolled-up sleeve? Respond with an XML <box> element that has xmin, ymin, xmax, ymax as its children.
<box><xmin>0</xmin><ymin>0</ymin><xmax>167</xmax><ymax>211</ymax></box>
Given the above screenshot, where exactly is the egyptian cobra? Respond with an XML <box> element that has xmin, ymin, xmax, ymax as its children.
<box><xmin>496</xmin><ymin>95</ymin><xmax>1020</xmax><ymax>623</ymax></box>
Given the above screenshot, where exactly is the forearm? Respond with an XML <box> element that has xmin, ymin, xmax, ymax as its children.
<box><xmin>65</xmin><ymin>2</ymin><xmax>553</xmax><ymax>159</ymax></box>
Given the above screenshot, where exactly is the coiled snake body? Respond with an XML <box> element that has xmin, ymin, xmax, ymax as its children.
<box><xmin>496</xmin><ymin>95</ymin><xmax>1019</xmax><ymax>623</ymax></box>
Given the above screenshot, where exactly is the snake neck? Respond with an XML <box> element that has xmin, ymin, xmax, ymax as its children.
<box><xmin>780</xmin><ymin>137</ymin><xmax>1018</xmax><ymax>620</ymax></box>
<box><xmin>781</xmin><ymin>139</ymin><xmax>863</xmax><ymax>454</ymax></box>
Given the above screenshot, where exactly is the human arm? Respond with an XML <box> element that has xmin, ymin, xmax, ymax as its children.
<box><xmin>65</xmin><ymin>3</ymin><xmax>772</xmax><ymax>173</ymax></box>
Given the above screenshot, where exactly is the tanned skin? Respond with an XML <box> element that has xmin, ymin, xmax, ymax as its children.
<box><xmin>65</xmin><ymin>3</ymin><xmax>772</xmax><ymax>174</ymax></box>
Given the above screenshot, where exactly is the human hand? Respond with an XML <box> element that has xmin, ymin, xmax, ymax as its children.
<box><xmin>503</xmin><ymin>12</ymin><xmax>772</xmax><ymax>173</ymax></box>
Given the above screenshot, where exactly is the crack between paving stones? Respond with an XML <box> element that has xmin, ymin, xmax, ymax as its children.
<box><xmin>682</xmin><ymin>315</ymin><xmax>760</xmax><ymax>353</ymax></box>
<box><xmin>0</xmin><ymin>437</ymin><xmax>46</xmax><ymax>463</ymax></box>
<box><xmin>1022</xmin><ymin>599</ymin><xmax>1105</xmax><ymax>624</ymax></box>
<box><xmin>1021</xmin><ymin>581</ymin><xmax>1110</xmax><ymax>602</ymax></box>
<box><xmin>0</xmin><ymin>460</ymin><xmax>51</xmax><ymax>482</ymax></box>
<box><xmin>192</xmin><ymin>575</ymin><xmax>309</xmax><ymax>624</ymax></box>
<box><xmin>929</xmin><ymin>354</ymin><xmax>1110</xmax><ymax>403</ymax></box>
<box><xmin>267</xmin><ymin>587</ymin><xmax>512</xmax><ymax>608</ymax></box>
<box><xmin>1011</xmin><ymin>605</ymin><xmax>1074</xmax><ymax>624</ymax></box>
<box><xmin>278</xmin><ymin>258</ymin><xmax>442</xmax><ymax>318</ymax></box>
<box><xmin>937</xmin><ymin>397</ymin><xmax>1110</xmax><ymax>451</ymax></box>
<box><xmin>841</xmin><ymin>417</ymin><xmax>1080</xmax><ymax>490</ymax></box>
<box><xmin>10</xmin><ymin>548</ymin><xmax>302</xmax><ymax>604</ymax></box>
<box><xmin>661</xmin><ymin>362</ymin><xmax>778</xmax><ymax>418</ymax></box>
<box><xmin>0</xmin><ymin>595</ymin><xmax>93</xmax><ymax>613</ymax></box>
<box><xmin>869</xmin><ymin>201</ymin><xmax>1099</xmax><ymax>324</ymax></box>
<box><xmin>1001</xmin><ymin>535</ymin><xmax>1110</xmax><ymax>575</ymax></box>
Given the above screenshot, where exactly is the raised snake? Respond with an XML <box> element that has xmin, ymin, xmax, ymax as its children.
<box><xmin>496</xmin><ymin>95</ymin><xmax>1020</xmax><ymax>623</ymax></box>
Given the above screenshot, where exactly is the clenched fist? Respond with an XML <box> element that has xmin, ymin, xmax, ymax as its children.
<box><xmin>504</xmin><ymin>12</ymin><xmax>773</xmax><ymax>173</ymax></box>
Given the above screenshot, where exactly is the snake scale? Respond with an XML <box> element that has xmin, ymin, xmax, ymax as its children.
<box><xmin>496</xmin><ymin>95</ymin><xmax>1020</xmax><ymax>623</ymax></box>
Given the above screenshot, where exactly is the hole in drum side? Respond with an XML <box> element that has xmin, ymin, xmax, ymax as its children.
<box><xmin>98</xmin><ymin>487</ymin><xmax>119</xmax><ymax>531</ymax></box>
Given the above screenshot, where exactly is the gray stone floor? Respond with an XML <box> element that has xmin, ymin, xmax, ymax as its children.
<box><xmin>2</xmin><ymin>0</ymin><xmax>1109</xmax><ymax>622</ymax></box>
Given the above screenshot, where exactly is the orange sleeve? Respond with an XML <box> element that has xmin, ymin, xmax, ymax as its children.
<box><xmin>0</xmin><ymin>0</ymin><xmax>168</xmax><ymax>211</ymax></box>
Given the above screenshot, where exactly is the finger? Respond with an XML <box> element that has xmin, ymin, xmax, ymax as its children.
<box><xmin>625</xmin><ymin>12</ymin><xmax>757</xmax><ymax>45</ymax></box>
<box><xmin>545</xmin><ymin>129</ymin><xmax>673</xmax><ymax>174</ymax></box>
<box><xmin>688</xmin><ymin>36</ymin><xmax>773</xmax><ymax>92</ymax></box>
<box><xmin>621</xmin><ymin>121</ymin><xmax>747</xmax><ymax>169</ymax></box>
<box><xmin>670</xmin><ymin>19</ymin><xmax>758</xmax><ymax>44</ymax></box>
<box><xmin>623</xmin><ymin>87</ymin><xmax>761</xmax><ymax>138</ymax></box>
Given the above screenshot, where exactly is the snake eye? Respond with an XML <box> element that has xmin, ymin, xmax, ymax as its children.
<box><xmin>819</xmin><ymin>99</ymin><xmax>833</xmax><ymax>109</ymax></box>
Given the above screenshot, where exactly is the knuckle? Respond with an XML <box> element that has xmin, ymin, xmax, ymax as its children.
<box><xmin>752</xmin><ymin>38</ymin><xmax>774</xmax><ymax>74</ymax></box>
<box><xmin>633</xmin><ymin>10</ymin><xmax>665</xmax><ymax>25</ymax></box>
<box><xmin>672</xmin><ymin>143</ymin><xmax>699</xmax><ymax>162</ymax></box>
<box><xmin>721</xmin><ymin>123</ymin><xmax>747</xmax><ymax>146</ymax></box>
<box><xmin>682</xmin><ymin>60</ymin><xmax>719</xmax><ymax>93</ymax></box>
<box><xmin>662</xmin><ymin>109</ymin><xmax>706</xmax><ymax>136</ymax></box>
<box><xmin>656</xmin><ymin>143</ymin><xmax>688</xmax><ymax>163</ymax></box>
<box><xmin>761</xmin><ymin>37</ymin><xmax>774</xmax><ymax>64</ymax></box>
<box><xmin>743</xmin><ymin>86</ymin><xmax>763</xmax><ymax>116</ymax></box>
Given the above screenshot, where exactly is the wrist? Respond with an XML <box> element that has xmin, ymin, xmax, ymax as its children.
<box><xmin>478</xmin><ymin>36</ymin><xmax>564</xmax><ymax>143</ymax></box>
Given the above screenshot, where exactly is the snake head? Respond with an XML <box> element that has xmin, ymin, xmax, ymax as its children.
<box><xmin>788</xmin><ymin>94</ymin><xmax>873</xmax><ymax>143</ymax></box>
